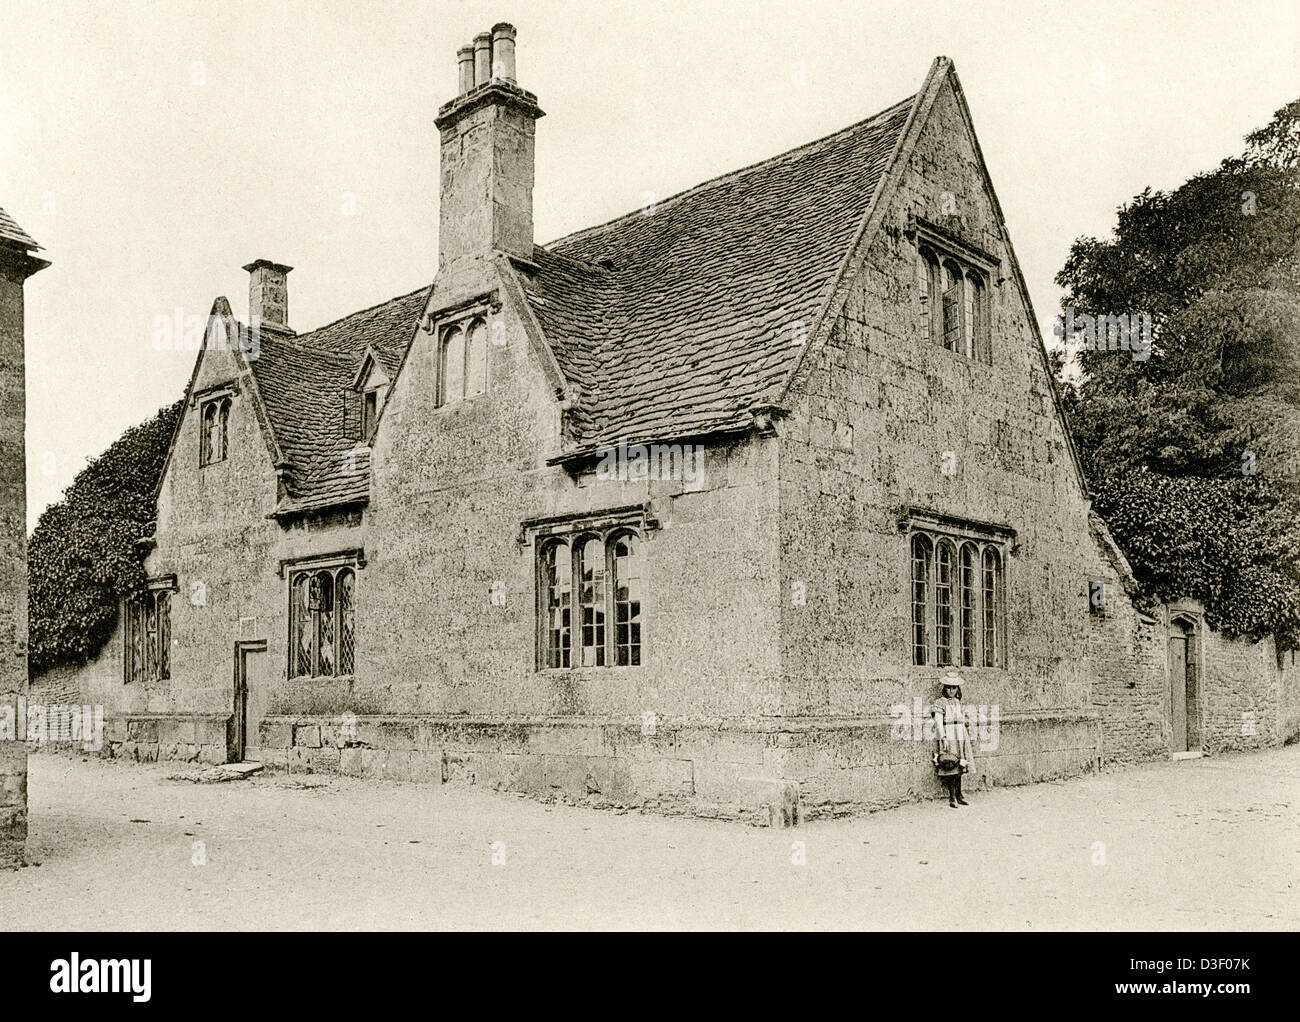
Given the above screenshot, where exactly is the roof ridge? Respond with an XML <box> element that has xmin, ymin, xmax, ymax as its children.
<box><xmin>530</xmin><ymin>246</ymin><xmax>613</xmax><ymax>275</ymax></box>
<box><xmin>543</xmin><ymin>94</ymin><xmax>916</xmax><ymax>253</ymax></box>
<box><xmin>292</xmin><ymin>284</ymin><xmax>431</xmax><ymax>340</ymax></box>
<box><xmin>245</xmin><ymin>327</ymin><xmax>358</xmax><ymax>365</ymax></box>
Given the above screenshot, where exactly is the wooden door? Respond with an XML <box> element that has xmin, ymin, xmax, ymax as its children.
<box><xmin>1168</xmin><ymin>631</ymin><xmax>1188</xmax><ymax>753</ymax></box>
<box><xmin>232</xmin><ymin>639</ymin><xmax>268</xmax><ymax>762</ymax></box>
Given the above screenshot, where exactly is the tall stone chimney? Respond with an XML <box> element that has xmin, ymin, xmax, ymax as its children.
<box><xmin>243</xmin><ymin>259</ymin><xmax>294</xmax><ymax>334</ymax></box>
<box><xmin>434</xmin><ymin>22</ymin><xmax>543</xmax><ymax>274</ymax></box>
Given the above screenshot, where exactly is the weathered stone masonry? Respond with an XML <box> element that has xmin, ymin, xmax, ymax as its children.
<box><xmin>39</xmin><ymin>41</ymin><xmax>1300</xmax><ymax>822</ymax></box>
<box><xmin>0</xmin><ymin>207</ymin><xmax>46</xmax><ymax>865</ymax></box>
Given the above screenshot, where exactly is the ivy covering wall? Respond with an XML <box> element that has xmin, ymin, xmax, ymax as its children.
<box><xmin>1055</xmin><ymin>99</ymin><xmax>1300</xmax><ymax>653</ymax></box>
<box><xmin>28</xmin><ymin>400</ymin><xmax>183</xmax><ymax>675</ymax></box>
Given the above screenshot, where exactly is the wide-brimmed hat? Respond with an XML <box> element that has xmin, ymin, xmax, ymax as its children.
<box><xmin>938</xmin><ymin>672</ymin><xmax>964</xmax><ymax>700</ymax></box>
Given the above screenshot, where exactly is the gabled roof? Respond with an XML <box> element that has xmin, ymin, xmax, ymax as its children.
<box><xmin>0</xmin><ymin>205</ymin><xmax>50</xmax><ymax>277</ymax></box>
<box><xmin>0</xmin><ymin>206</ymin><xmax>40</xmax><ymax>251</ymax></box>
<box><xmin>161</xmin><ymin>70</ymin><xmax>919</xmax><ymax>511</ymax></box>
<box><xmin>518</xmin><ymin>94</ymin><xmax>915</xmax><ymax>451</ymax></box>
<box><xmin>154</xmin><ymin>288</ymin><xmax>429</xmax><ymax>517</ymax></box>
<box><xmin>246</xmin><ymin>287</ymin><xmax>429</xmax><ymax>511</ymax></box>
<box><xmin>153</xmin><ymin>56</ymin><xmax>1087</xmax><ymax>515</ymax></box>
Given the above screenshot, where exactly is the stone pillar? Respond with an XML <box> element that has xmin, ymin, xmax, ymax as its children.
<box><xmin>0</xmin><ymin>206</ymin><xmax>46</xmax><ymax>868</ymax></box>
<box><xmin>0</xmin><ymin>740</ymin><xmax>26</xmax><ymax>867</ymax></box>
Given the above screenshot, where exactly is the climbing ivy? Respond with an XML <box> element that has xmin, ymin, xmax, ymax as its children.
<box><xmin>1056</xmin><ymin>97</ymin><xmax>1300</xmax><ymax>653</ymax></box>
<box><xmin>1091</xmin><ymin>469</ymin><xmax>1300</xmax><ymax>651</ymax></box>
<box><xmin>28</xmin><ymin>400</ymin><xmax>183</xmax><ymax>675</ymax></box>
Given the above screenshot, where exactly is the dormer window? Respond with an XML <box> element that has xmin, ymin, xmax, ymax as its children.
<box><xmin>345</xmin><ymin>353</ymin><xmax>389</xmax><ymax>442</ymax></box>
<box><xmin>199</xmin><ymin>397</ymin><xmax>230</xmax><ymax>466</ymax></box>
<box><xmin>363</xmin><ymin>389</ymin><xmax>379</xmax><ymax>437</ymax></box>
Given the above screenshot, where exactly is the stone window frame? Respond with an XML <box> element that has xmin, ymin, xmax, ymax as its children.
<box><xmin>285</xmin><ymin>552</ymin><xmax>363</xmax><ymax>681</ymax></box>
<box><xmin>435</xmin><ymin>312</ymin><xmax>492</xmax><ymax>408</ymax></box>
<box><xmin>523</xmin><ymin>505</ymin><xmax>657</xmax><ymax>672</ymax></box>
<box><xmin>198</xmin><ymin>393</ymin><xmax>232</xmax><ymax>466</ymax></box>
<box><xmin>123</xmin><ymin>575</ymin><xmax>178</xmax><ymax>685</ymax></box>
<box><xmin>362</xmin><ymin>387</ymin><xmax>381</xmax><ymax>438</ymax></box>
<box><xmin>903</xmin><ymin>511</ymin><xmax>1011</xmax><ymax>669</ymax></box>
<box><xmin>910</xmin><ymin>218</ymin><xmax>996</xmax><ymax>366</ymax></box>
<box><xmin>348</xmin><ymin>351</ymin><xmax>390</xmax><ymax>443</ymax></box>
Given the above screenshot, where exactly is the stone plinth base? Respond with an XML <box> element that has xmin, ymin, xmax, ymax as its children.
<box><xmin>0</xmin><ymin>740</ymin><xmax>28</xmax><ymax>868</ymax></box>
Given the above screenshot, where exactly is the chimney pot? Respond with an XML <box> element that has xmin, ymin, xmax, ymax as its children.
<box><xmin>457</xmin><ymin>45</ymin><xmax>475</xmax><ymax>94</ymax></box>
<box><xmin>242</xmin><ymin>259</ymin><xmax>293</xmax><ymax>333</ymax></box>
<box><xmin>491</xmin><ymin>23</ymin><xmax>516</xmax><ymax>82</ymax></box>
<box><xmin>472</xmin><ymin>32</ymin><xmax>492</xmax><ymax>87</ymax></box>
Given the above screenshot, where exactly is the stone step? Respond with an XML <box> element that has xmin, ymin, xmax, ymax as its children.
<box><xmin>191</xmin><ymin>761</ymin><xmax>265</xmax><ymax>783</ymax></box>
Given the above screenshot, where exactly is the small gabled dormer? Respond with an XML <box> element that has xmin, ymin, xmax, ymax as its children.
<box><xmin>346</xmin><ymin>348</ymin><xmax>390</xmax><ymax>442</ymax></box>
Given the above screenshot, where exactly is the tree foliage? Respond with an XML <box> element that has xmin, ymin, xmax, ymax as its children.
<box><xmin>1055</xmin><ymin>98</ymin><xmax>1300</xmax><ymax>650</ymax></box>
<box><xmin>28</xmin><ymin>401</ymin><xmax>183</xmax><ymax>675</ymax></box>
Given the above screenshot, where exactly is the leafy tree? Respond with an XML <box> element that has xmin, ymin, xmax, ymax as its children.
<box><xmin>28</xmin><ymin>401</ymin><xmax>183</xmax><ymax>675</ymax></box>
<box><xmin>1055</xmin><ymin>98</ymin><xmax>1300</xmax><ymax>650</ymax></box>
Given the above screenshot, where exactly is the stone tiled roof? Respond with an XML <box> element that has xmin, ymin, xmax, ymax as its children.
<box><xmin>206</xmin><ymin>92</ymin><xmax>915</xmax><ymax>512</ymax></box>
<box><xmin>0</xmin><ymin>206</ymin><xmax>40</xmax><ymax>251</ymax></box>
<box><xmin>520</xmin><ymin>94</ymin><xmax>915</xmax><ymax>451</ymax></box>
<box><xmin>244</xmin><ymin>287</ymin><xmax>428</xmax><ymax>512</ymax></box>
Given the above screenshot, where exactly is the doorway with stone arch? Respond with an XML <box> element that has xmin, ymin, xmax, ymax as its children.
<box><xmin>1167</xmin><ymin>615</ymin><xmax>1201</xmax><ymax>754</ymax></box>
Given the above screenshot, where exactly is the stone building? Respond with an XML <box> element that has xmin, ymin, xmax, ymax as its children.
<box><xmin>44</xmin><ymin>28</ymin><xmax>1299</xmax><ymax>821</ymax></box>
<box><xmin>1</xmin><ymin>207</ymin><xmax>46</xmax><ymax>864</ymax></box>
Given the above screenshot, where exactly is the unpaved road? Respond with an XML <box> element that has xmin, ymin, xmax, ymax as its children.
<box><xmin>4</xmin><ymin>747</ymin><xmax>1297</xmax><ymax>930</ymax></box>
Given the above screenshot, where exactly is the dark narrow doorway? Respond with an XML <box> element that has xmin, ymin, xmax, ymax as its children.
<box><xmin>232</xmin><ymin>639</ymin><xmax>268</xmax><ymax>762</ymax></box>
<box><xmin>1168</xmin><ymin>619</ymin><xmax>1197</xmax><ymax>753</ymax></box>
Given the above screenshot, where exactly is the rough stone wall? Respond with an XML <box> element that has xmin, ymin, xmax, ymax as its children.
<box><xmin>363</xmin><ymin>259</ymin><xmax>782</xmax><ymax>723</ymax></box>
<box><xmin>249</xmin><ymin>713</ymin><xmax>802</xmax><ymax>823</ymax></box>
<box><xmin>1090</xmin><ymin>593</ymin><xmax>1299</xmax><ymax>761</ymax></box>
<box><xmin>0</xmin><ymin>272</ymin><xmax>24</xmax><ymax>697</ymax></box>
<box><xmin>27</xmin><ymin>663</ymin><xmax>81</xmax><ymax>706</ymax></box>
<box><xmin>0</xmin><ymin>740</ymin><xmax>24</xmax><ymax>866</ymax></box>
<box><xmin>1087</xmin><ymin>602</ymin><xmax>1168</xmax><ymax>762</ymax></box>
<box><xmin>101</xmin><ymin>713</ymin><xmax>229</xmax><ymax>764</ymax></box>
<box><xmin>1199</xmin><ymin>625</ymin><xmax>1284</xmax><ymax>753</ymax></box>
<box><xmin>774</xmin><ymin>76</ymin><xmax>1124</xmax><ymax>802</ymax></box>
<box><xmin>0</xmin><ymin>263</ymin><xmax>28</xmax><ymax>863</ymax></box>
<box><xmin>1283</xmin><ymin>649</ymin><xmax>1300</xmax><ymax>743</ymax></box>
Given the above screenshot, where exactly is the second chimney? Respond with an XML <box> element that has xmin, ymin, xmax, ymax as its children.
<box><xmin>243</xmin><ymin>259</ymin><xmax>294</xmax><ymax>334</ymax></box>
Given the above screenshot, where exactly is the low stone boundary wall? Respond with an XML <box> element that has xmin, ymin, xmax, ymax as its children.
<box><xmin>80</xmin><ymin>709</ymin><xmax>1102</xmax><ymax>825</ymax></box>
<box><xmin>250</xmin><ymin>715</ymin><xmax>786</xmax><ymax>824</ymax></box>
<box><xmin>780</xmin><ymin>711</ymin><xmax>1102</xmax><ymax>818</ymax></box>
<box><xmin>246</xmin><ymin>710</ymin><xmax>1102</xmax><ymax>824</ymax></box>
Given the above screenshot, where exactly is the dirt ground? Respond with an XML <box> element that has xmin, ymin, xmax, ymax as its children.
<box><xmin>4</xmin><ymin>746</ymin><xmax>1298</xmax><ymax>930</ymax></box>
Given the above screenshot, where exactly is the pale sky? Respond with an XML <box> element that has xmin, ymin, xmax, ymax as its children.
<box><xmin>4</xmin><ymin>0</ymin><xmax>1298</xmax><ymax>529</ymax></box>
